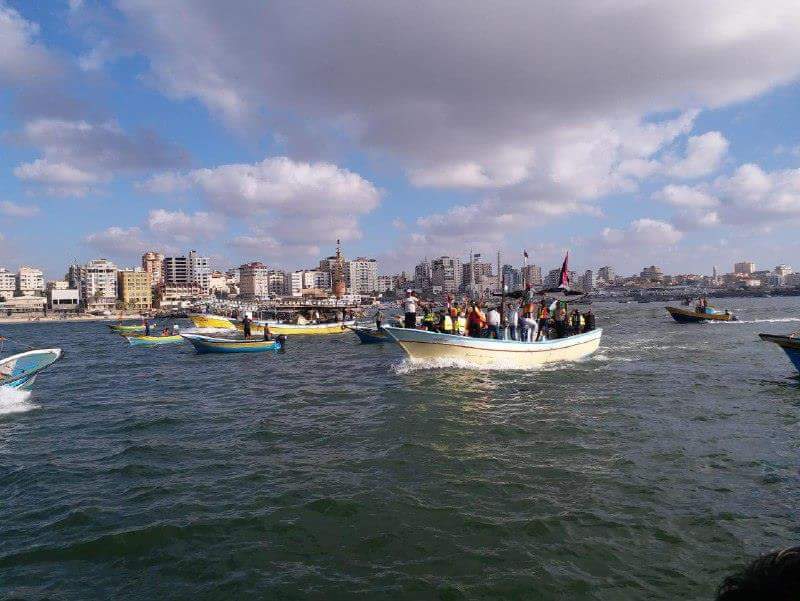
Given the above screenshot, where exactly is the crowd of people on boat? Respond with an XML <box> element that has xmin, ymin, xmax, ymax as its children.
<box><xmin>397</xmin><ymin>289</ymin><xmax>595</xmax><ymax>341</ymax></box>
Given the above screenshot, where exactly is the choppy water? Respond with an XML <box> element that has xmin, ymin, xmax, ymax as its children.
<box><xmin>1</xmin><ymin>297</ymin><xmax>799</xmax><ymax>599</ymax></box>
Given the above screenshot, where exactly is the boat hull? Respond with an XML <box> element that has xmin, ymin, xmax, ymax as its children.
<box><xmin>181</xmin><ymin>333</ymin><xmax>281</xmax><ymax>354</ymax></box>
<box><xmin>383</xmin><ymin>327</ymin><xmax>602</xmax><ymax>368</ymax></box>
<box><xmin>189</xmin><ymin>314</ymin><xmax>236</xmax><ymax>329</ymax></box>
<box><xmin>108</xmin><ymin>324</ymin><xmax>145</xmax><ymax>333</ymax></box>
<box><xmin>348</xmin><ymin>326</ymin><xmax>391</xmax><ymax>344</ymax></box>
<box><xmin>125</xmin><ymin>334</ymin><xmax>183</xmax><ymax>346</ymax></box>
<box><xmin>236</xmin><ymin>320</ymin><xmax>355</xmax><ymax>336</ymax></box>
<box><xmin>665</xmin><ymin>306</ymin><xmax>735</xmax><ymax>323</ymax></box>
<box><xmin>0</xmin><ymin>348</ymin><xmax>63</xmax><ymax>390</ymax></box>
<box><xmin>759</xmin><ymin>333</ymin><xmax>800</xmax><ymax>372</ymax></box>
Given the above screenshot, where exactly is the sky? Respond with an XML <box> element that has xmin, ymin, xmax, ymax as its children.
<box><xmin>3</xmin><ymin>1</ymin><xmax>800</xmax><ymax>279</ymax></box>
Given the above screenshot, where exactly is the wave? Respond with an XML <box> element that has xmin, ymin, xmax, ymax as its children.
<box><xmin>708</xmin><ymin>317</ymin><xmax>800</xmax><ymax>324</ymax></box>
<box><xmin>391</xmin><ymin>356</ymin><xmax>589</xmax><ymax>373</ymax></box>
<box><xmin>0</xmin><ymin>387</ymin><xmax>37</xmax><ymax>416</ymax></box>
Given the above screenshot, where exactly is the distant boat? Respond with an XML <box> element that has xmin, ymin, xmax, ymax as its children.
<box><xmin>759</xmin><ymin>333</ymin><xmax>800</xmax><ymax>372</ymax></box>
<box><xmin>181</xmin><ymin>333</ymin><xmax>283</xmax><ymax>354</ymax></box>
<box><xmin>665</xmin><ymin>306</ymin><xmax>736</xmax><ymax>323</ymax></box>
<box><xmin>347</xmin><ymin>325</ymin><xmax>392</xmax><ymax>344</ymax></box>
<box><xmin>188</xmin><ymin>314</ymin><xmax>236</xmax><ymax>329</ymax></box>
<box><xmin>125</xmin><ymin>334</ymin><xmax>183</xmax><ymax>346</ymax></box>
<box><xmin>0</xmin><ymin>348</ymin><xmax>63</xmax><ymax>390</ymax></box>
<box><xmin>108</xmin><ymin>323</ymin><xmax>145</xmax><ymax>333</ymax></box>
<box><xmin>382</xmin><ymin>326</ymin><xmax>602</xmax><ymax>368</ymax></box>
<box><xmin>237</xmin><ymin>320</ymin><xmax>355</xmax><ymax>336</ymax></box>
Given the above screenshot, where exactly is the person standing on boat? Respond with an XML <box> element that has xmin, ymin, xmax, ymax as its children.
<box><xmin>375</xmin><ymin>309</ymin><xmax>384</xmax><ymax>330</ymax></box>
<box><xmin>144</xmin><ymin>319</ymin><xmax>150</xmax><ymax>336</ymax></box>
<box><xmin>536</xmin><ymin>300</ymin><xmax>550</xmax><ymax>341</ymax></box>
<box><xmin>570</xmin><ymin>309</ymin><xmax>581</xmax><ymax>335</ymax></box>
<box><xmin>583</xmin><ymin>309</ymin><xmax>595</xmax><ymax>332</ymax></box>
<box><xmin>487</xmin><ymin>306</ymin><xmax>501</xmax><ymax>339</ymax></box>
<box><xmin>263</xmin><ymin>324</ymin><xmax>273</xmax><ymax>341</ymax></box>
<box><xmin>507</xmin><ymin>303</ymin><xmax>519</xmax><ymax>341</ymax></box>
<box><xmin>403</xmin><ymin>289</ymin><xmax>419</xmax><ymax>328</ymax></box>
<box><xmin>242</xmin><ymin>315</ymin><xmax>252</xmax><ymax>339</ymax></box>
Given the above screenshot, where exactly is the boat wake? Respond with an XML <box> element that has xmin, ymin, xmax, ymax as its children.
<box><xmin>391</xmin><ymin>357</ymin><xmax>584</xmax><ymax>373</ymax></box>
<box><xmin>0</xmin><ymin>387</ymin><xmax>37</xmax><ymax>416</ymax></box>
<box><xmin>709</xmin><ymin>317</ymin><xmax>800</xmax><ymax>325</ymax></box>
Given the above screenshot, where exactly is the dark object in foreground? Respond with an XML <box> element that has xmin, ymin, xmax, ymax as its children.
<box><xmin>717</xmin><ymin>546</ymin><xmax>800</xmax><ymax>600</ymax></box>
<box><xmin>759</xmin><ymin>333</ymin><xmax>800</xmax><ymax>372</ymax></box>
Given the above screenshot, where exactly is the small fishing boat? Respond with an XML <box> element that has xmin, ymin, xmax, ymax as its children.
<box><xmin>665</xmin><ymin>306</ymin><xmax>736</xmax><ymax>323</ymax></box>
<box><xmin>0</xmin><ymin>348</ymin><xmax>63</xmax><ymax>390</ymax></box>
<box><xmin>188</xmin><ymin>314</ymin><xmax>236</xmax><ymax>329</ymax></box>
<box><xmin>181</xmin><ymin>333</ymin><xmax>283</xmax><ymax>354</ymax></box>
<box><xmin>347</xmin><ymin>325</ymin><xmax>392</xmax><ymax>344</ymax></box>
<box><xmin>236</xmin><ymin>320</ymin><xmax>355</xmax><ymax>336</ymax></box>
<box><xmin>124</xmin><ymin>334</ymin><xmax>183</xmax><ymax>346</ymax></box>
<box><xmin>759</xmin><ymin>333</ymin><xmax>800</xmax><ymax>372</ymax></box>
<box><xmin>108</xmin><ymin>323</ymin><xmax>146</xmax><ymax>333</ymax></box>
<box><xmin>383</xmin><ymin>327</ymin><xmax>602</xmax><ymax>368</ymax></box>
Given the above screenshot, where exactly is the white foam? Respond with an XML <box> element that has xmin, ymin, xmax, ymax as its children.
<box><xmin>0</xmin><ymin>387</ymin><xmax>37</xmax><ymax>415</ymax></box>
<box><xmin>708</xmin><ymin>317</ymin><xmax>800</xmax><ymax>324</ymax></box>
<box><xmin>391</xmin><ymin>356</ymin><xmax>588</xmax><ymax>373</ymax></box>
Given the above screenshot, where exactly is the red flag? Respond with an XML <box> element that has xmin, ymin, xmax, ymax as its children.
<box><xmin>558</xmin><ymin>252</ymin><xmax>570</xmax><ymax>288</ymax></box>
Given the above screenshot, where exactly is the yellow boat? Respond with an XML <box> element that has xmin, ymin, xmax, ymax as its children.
<box><xmin>236</xmin><ymin>320</ymin><xmax>356</xmax><ymax>336</ymax></box>
<box><xmin>189</xmin><ymin>314</ymin><xmax>236</xmax><ymax>329</ymax></box>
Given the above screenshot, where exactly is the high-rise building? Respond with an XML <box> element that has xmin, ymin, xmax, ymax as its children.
<box><xmin>545</xmin><ymin>268</ymin><xmax>562</xmax><ymax>288</ymax></box>
<box><xmin>267</xmin><ymin>270</ymin><xmax>288</xmax><ymax>296</ymax></box>
<box><xmin>462</xmin><ymin>253</ymin><xmax>493</xmax><ymax>292</ymax></box>
<box><xmin>117</xmin><ymin>269</ymin><xmax>152</xmax><ymax>311</ymax></box>
<box><xmin>348</xmin><ymin>257</ymin><xmax>378</xmax><ymax>294</ymax></box>
<box><xmin>290</xmin><ymin>269</ymin><xmax>330</xmax><ymax>296</ymax></box>
<box><xmin>521</xmin><ymin>264</ymin><xmax>542</xmax><ymax>287</ymax></box>
<box><xmin>16</xmin><ymin>266</ymin><xmax>44</xmax><ymax>296</ymax></box>
<box><xmin>640</xmin><ymin>265</ymin><xmax>663</xmax><ymax>281</ymax></box>
<box><xmin>0</xmin><ymin>268</ymin><xmax>16</xmax><ymax>299</ymax></box>
<box><xmin>163</xmin><ymin>255</ymin><xmax>189</xmax><ymax>284</ymax></box>
<box><xmin>775</xmin><ymin>265</ymin><xmax>793</xmax><ymax>278</ymax></box>
<box><xmin>82</xmin><ymin>259</ymin><xmax>118</xmax><ymax>311</ymax></box>
<box><xmin>581</xmin><ymin>269</ymin><xmax>596</xmax><ymax>292</ymax></box>
<box><xmin>377</xmin><ymin>275</ymin><xmax>393</xmax><ymax>293</ymax></box>
<box><xmin>239</xmin><ymin>262</ymin><xmax>270</xmax><ymax>298</ymax></box>
<box><xmin>501</xmin><ymin>264</ymin><xmax>521</xmax><ymax>291</ymax></box>
<box><xmin>188</xmin><ymin>250</ymin><xmax>211</xmax><ymax>293</ymax></box>
<box><xmin>734</xmin><ymin>261</ymin><xmax>755</xmax><ymax>275</ymax></box>
<box><xmin>598</xmin><ymin>266</ymin><xmax>615</xmax><ymax>284</ymax></box>
<box><xmin>431</xmin><ymin>256</ymin><xmax>461</xmax><ymax>294</ymax></box>
<box><xmin>414</xmin><ymin>259</ymin><xmax>432</xmax><ymax>291</ymax></box>
<box><xmin>141</xmin><ymin>251</ymin><xmax>165</xmax><ymax>287</ymax></box>
<box><xmin>163</xmin><ymin>251</ymin><xmax>211</xmax><ymax>293</ymax></box>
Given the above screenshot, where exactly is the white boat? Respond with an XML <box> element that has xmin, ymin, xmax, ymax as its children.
<box><xmin>382</xmin><ymin>326</ymin><xmax>602</xmax><ymax>368</ymax></box>
<box><xmin>0</xmin><ymin>348</ymin><xmax>63</xmax><ymax>390</ymax></box>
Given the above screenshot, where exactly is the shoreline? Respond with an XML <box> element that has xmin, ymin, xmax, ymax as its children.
<box><xmin>0</xmin><ymin>314</ymin><xmax>150</xmax><ymax>325</ymax></box>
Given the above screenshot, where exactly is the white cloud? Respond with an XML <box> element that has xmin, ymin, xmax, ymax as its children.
<box><xmin>14</xmin><ymin>118</ymin><xmax>187</xmax><ymax>196</ymax></box>
<box><xmin>0</xmin><ymin>200</ymin><xmax>40</xmax><ymax>217</ymax></box>
<box><xmin>84</xmin><ymin>226</ymin><xmax>148</xmax><ymax>256</ymax></box>
<box><xmin>147</xmin><ymin>209</ymin><xmax>224</xmax><ymax>242</ymax></box>
<box><xmin>665</xmin><ymin>131</ymin><xmax>729</xmax><ymax>179</ymax></box>
<box><xmin>144</xmin><ymin>156</ymin><xmax>380</xmax><ymax>245</ymax></box>
<box><xmin>0</xmin><ymin>4</ymin><xmax>59</xmax><ymax>85</ymax></box>
<box><xmin>652</xmin><ymin>184</ymin><xmax>719</xmax><ymax>208</ymax></box>
<box><xmin>601</xmin><ymin>218</ymin><xmax>683</xmax><ymax>249</ymax></box>
<box><xmin>716</xmin><ymin>163</ymin><xmax>800</xmax><ymax>223</ymax></box>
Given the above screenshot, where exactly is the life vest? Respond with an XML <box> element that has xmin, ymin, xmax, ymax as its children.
<box><xmin>443</xmin><ymin>315</ymin><xmax>453</xmax><ymax>331</ymax></box>
<box><xmin>457</xmin><ymin>316</ymin><xmax>467</xmax><ymax>334</ymax></box>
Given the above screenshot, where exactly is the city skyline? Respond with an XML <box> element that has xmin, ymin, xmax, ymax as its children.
<box><xmin>3</xmin><ymin>3</ymin><xmax>800</xmax><ymax>279</ymax></box>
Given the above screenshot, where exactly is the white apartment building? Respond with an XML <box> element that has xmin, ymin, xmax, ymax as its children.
<box><xmin>82</xmin><ymin>259</ymin><xmax>118</xmax><ymax>311</ymax></box>
<box><xmin>0</xmin><ymin>268</ymin><xmax>15</xmax><ymax>299</ymax></box>
<box><xmin>290</xmin><ymin>270</ymin><xmax>330</xmax><ymax>296</ymax></box>
<box><xmin>348</xmin><ymin>257</ymin><xmax>378</xmax><ymax>294</ymax></box>
<box><xmin>163</xmin><ymin>250</ymin><xmax>211</xmax><ymax>294</ymax></box>
<box><xmin>377</xmin><ymin>275</ymin><xmax>393</xmax><ymax>293</ymax></box>
<box><xmin>268</xmin><ymin>270</ymin><xmax>288</xmax><ymax>296</ymax></box>
<box><xmin>431</xmin><ymin>256</ymin><xmax>461</xmax><ymax>294</ymax></box>
<box><xmin>16</xmin><ymin>266</ymin><xmax>45</xmax><ymax>296</ymax></box>
<box><xmin>239</xmin><ymin>262</ymin><xmax>270</xmax><ymax>298</ymax></box>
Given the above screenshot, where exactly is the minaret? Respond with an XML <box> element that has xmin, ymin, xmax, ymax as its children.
<box><xmin>333</xmin><ymin>239</ymin><xmax>346</xmax><ymax>298</ymax></box>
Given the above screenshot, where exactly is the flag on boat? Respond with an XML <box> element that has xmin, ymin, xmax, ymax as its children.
<box><xmin>558</xmin><ymin>252</ymin><xmax>570</xmax><ymax>289</ymax></box>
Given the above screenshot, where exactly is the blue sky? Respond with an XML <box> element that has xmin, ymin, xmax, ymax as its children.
<box><xmin>3</xmin><ymin>1</ymin><xmax>800</xmax><ymax>279</ymax></box>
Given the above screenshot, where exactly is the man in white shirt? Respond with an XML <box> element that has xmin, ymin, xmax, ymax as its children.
<box><xmin>403</xmin><ymin>289</ymin><xmax>419</xmax><ymax>328</ymax></box>
<box><xmin>487</xmin><ymin>306</ymin><xmax>501</xmax><ymax>339</ymax></box>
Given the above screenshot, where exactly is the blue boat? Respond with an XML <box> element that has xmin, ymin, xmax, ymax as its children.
<box><xmin>181</xmin><ymin>333</ymin><xmax>284</xmax><ymax>354</ymax></box>
<box><xmin>0</xmin><ymin>348</ymin><xmax>63</xmax><ymax>390</ymax></box>
<box><xmin>347</xmin><ymin>325</ymin><xmax>391</xmax><ymax>344</ymax></box>
<box><xmin>759</xmin><ymin>333</ymin><xmax>800</xmax><ymax>372</ymax></box>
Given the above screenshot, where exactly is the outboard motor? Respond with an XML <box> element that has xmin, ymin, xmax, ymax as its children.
<box><xmin>276</xmin><ymin>334</ymin><xmax>288</xmax><ymax>352</ymax></box>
